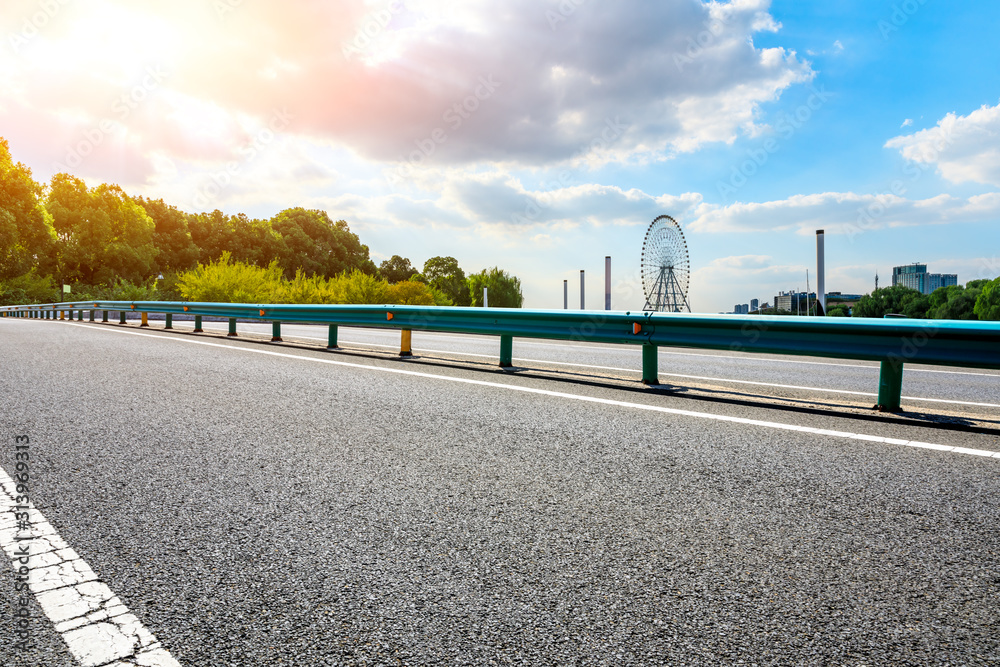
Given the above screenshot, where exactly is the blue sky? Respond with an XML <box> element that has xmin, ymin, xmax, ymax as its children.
<box><xmin>2</xmin><ymin>0</ymin><xmax>999</xmax><ymax>312</ymax></box>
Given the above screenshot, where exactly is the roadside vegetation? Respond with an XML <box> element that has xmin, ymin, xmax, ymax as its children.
<box><xmin>0</xmin><ymin>137</ymin><xmax>524</xmax><ymax>307</ymax></box>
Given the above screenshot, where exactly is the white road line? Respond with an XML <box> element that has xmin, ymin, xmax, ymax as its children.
<box><xmin>16</xmin><ymin>320</ymin><xmax>1000</xmax><ymax>408</ymax></box>
<box><xmin>200</xmin><ymin>332</ymin><xmax>1000</xmax><ymax>409</ymax></box>
<box><xmin>0</xmin><ymin>469</ymin><xmax>181</xmax><ymax>667</ymax></box>
<box><xmin>64</xmin><ymin>322</ymin><xmax>1000</xmax><ymax>461</ymax></box>
<box><xmin>176</xmin><ymin>321</ymin><xmax>1000</xmax><ymax>378</ymax></box>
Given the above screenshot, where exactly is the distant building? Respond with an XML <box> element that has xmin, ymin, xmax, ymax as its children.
<box><xmin>733</xmin><ymin>304</ymin><xmax>749</xmax><ymax>314</ymax></box>
<box><xmin>750</xmin><ymin>298</ymin><xmax>759</xmax><ymax>312</ymax></box>
<box><xmin>774</xmin><ymin>291</ymin><xmax>816</xmax><ymax>313</ymax></box>
<box><xmin>892</xmin><ymin>263</ymin><xmax>958</xmax><ymax>295</ymax></box>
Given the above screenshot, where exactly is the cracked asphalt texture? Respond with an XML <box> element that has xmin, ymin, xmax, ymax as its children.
<box><xmin>1</xmin><ymin>318</ymin><xmax>999</xmax><ymax>665</ymax></box>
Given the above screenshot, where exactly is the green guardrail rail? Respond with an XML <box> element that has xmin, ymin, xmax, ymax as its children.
<box><xmin>4</xmin><ymin>300</ymin><xmax>1000</xmax><ymax>412</ymax></box>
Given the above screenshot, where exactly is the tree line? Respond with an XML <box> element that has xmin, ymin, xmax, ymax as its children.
<box><xmin>0</xmin><ymin>138</ymin><xmax>523</xmax><ymax>307</ymax></box>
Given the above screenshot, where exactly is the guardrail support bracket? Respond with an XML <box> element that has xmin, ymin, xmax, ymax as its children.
<box><xmin>399</xmin><ymin>329</ymin><xmax>413</xmax><ymax>357</ymax></box>
<box><xmin>876</xmin><ymin>359</ymin><xmax>904</xmax><ymax>412</ymax></box>
<box><xmin>118</xmin><ymin>311</ymin><xmax>126</xmax><ymax>325</ymax></box>
<box><xmin>194</xmin><ymin>315</ymin><xmax>202</xmax><ymax>333</ymax></box>
<box><xmin>499</xmin><ymin>334</ymin><xmax>513</xmax><ymax>367</ymax></box>
<box><xmin>228</xmin><ymin>318</ymin><xmax>238</xmax><ymax>337</ymax></box>
<box><xmin>271</xmin><ymin>321</ymin><xmax>282</xmax><ymax>342</ymax></box>
<box><xmin>88</xmin><ymin>310</ymin><xmax>94</xmax><ymax>322</ymax></box>
<box><xmin>165</xmin><ymin>313</ymin><xmax>172</xmax><ymax>329</ymax></box>
<box><xmin>327</xmin><ymin>324</ymin><xmax>339</xmax><ymax>349</ymax></box>
<box><xmin>102</xmin><ymin>310</ymin><xmax>108</xmax><ymax>323</ymax></box>
<box><xmin>642</xmin><ymin>343</ymin><xmax>659</xmax><ymax>385</ymax></box>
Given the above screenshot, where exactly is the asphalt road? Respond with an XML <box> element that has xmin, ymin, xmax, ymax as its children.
<box><xmin>2</xmin><ymin>317</ymin><xmax>999</xmax><ymax>665</ymax></box>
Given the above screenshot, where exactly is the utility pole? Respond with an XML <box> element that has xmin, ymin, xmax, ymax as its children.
<box><xmin>563</xmin><ymin>280</ymin><xmax>568</xmax><ymax>309</ymax></box>
<box><xmin>580</xmin><ymin>270</ymin><xmax>585</xmax><ymax>310</ymax></box>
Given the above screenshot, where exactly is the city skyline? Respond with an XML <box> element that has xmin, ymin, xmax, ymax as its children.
<box><xmin>2</xmin><ymin>1</ymin><xmax>999</xmax><ymax>312</ymax></box>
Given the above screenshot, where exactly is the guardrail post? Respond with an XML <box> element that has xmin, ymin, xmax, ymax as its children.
<box><xmin>164</xmin><ymin>313</ymin><xmax>172</xmax><ymax>329</ymax></box>
<box><xmin>102</xmin><ymin>310</ymin><xmax>108</xmax><ymax>322</ymax></box>
<box><xmin>88</xmin><ymin>310</ymin><xmax>94</xmax><ymax>322</ymax></box>
<box><xmin>499</xmin><ymin>334</ymin><xmax>513</xmax><ymax>367</ymax></box>
<box><xmin>327</xmin><ymin>324</ymin><xmax>338</xmax><ymax>349</ymax></box>
<box><xmin>77</xmin><ymin>310</ymin><xmax>83</xmax><ymax>321</ymax></box>
<box><xmin>228</xmin><ymin>318</ymin><xmax>237</xmax><ymax>337</ymax></box>
<box><xmin>642</xmin><ymin>344</ymin><xmax>659</xmax><ymax>385</ymax></box>
<box><xmin>194</xmin><ymin>315</ymin><xmax>202</xmax><ymax>332</ymax></box>
<box><xmin>400</xmin><ymin>329</ymin><xmax>412</xmax><ymax>357</ymax></box>
<box><xmin>876</xmin><ymin>359</ymin><xmax>904</xmax><ymax>412</ymax></box>
<box><xmin>140</xmin><ymin>312</ymin><xmax>149</xmax><ymax>327</ymax></box>
<box><xmin>119</xmin><ymin>311</ymin><xmax>126</xmax><ymax>324</ymax></box>
<box><xmin>60</xmin><ymin>310</ymin><xmax>65</xmax><ymax>320</ymax></box>
<box><xmin>271</xmin><ymin>321</ymin><xmax>282</xmax><ymax>342</ymax></box>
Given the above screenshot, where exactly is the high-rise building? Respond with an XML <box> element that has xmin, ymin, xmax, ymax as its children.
<box><xmin>892</xmin><ymin>263</ymin><xmax>959</xmax><ymax>295</ymax></box>
<box><xmin>750</xmin><ymin>298</ymin><xmax>759</xmax><ymax>312</ymax></box>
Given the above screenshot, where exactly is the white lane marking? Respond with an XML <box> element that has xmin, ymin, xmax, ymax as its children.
<box><xmin>169</xmin><ymin>320</ymin><xmax>1000</xmax><ymax>377</ymax></box>
<box><xmin>64</xmin><ymin>322</ymin><xmax>1000</xmax><ymax>460</ymax></box>
<box><xmin>0</xmin><ymin>469</ymin><xmax>181</xmax><ymax>667</ymax></box>
<box><xmin>192</xmin><ymin>331</ymin><xmax>1000</xmax><ymax>409</ymax></box>
<box><xmin>16</xmin><ymin>319</ymin><xmax>1000</xmax><ymax>408</ymax></box>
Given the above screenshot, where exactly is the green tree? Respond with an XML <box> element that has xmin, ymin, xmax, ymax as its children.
<box><xmin>387</xmin><ymin>279</ymin><xmax>435</xmax><ymax>305</ymax></box>
<box><xmin>136</xmin><ymin>197</ymin><xmax>199</xmax><ymax>273</ymax></box>
<box><xmin>468</xmin><ymin>267</ymin><xmax>524</xmax><ymax>308</ymax></box>
<box><xmin>423</xmin><ymin>255</ymin><xmax>470</xmax><ymax>306</ymax></box>
<box><xmin>852</xmin><ymin>285</ymin><xmax>923</xmax><ymax>318</ymax></box>
<box><xmin>46</xmin><ymin>175</ymin><xmax>157</xmax><ymax>285</ymax></box>
<box><xmin>927</xmin><ymin>283</ymin><xmax>981</xmax><ymax>320</ymax></box>
<box><xmin>188</xmin><ymin>210</ymin><xmax>288</xmax><ymax>269</ymax></box>
<box><xmin>379</xmin><ymin>254</ymin><xmax>418</xmax><ymax>283</ymax></box>
<box><xmin>974</xmin><ymin>277</ymin><xmax>1000</xmax><ymax>320</ymax></box>
<box><xmin>0</xmin><ymin>138</ymin><xmax>56</xmax><ymax>279</ymax></box>
<box><xmin>826</xmin><ymin>304</ymin><xmax>849</xmax><ymax>317</ymax></box>
<box><xmin>272</xmin><ymin>207</ymin><xmax>374</xmax><ymax>278</ymax></box>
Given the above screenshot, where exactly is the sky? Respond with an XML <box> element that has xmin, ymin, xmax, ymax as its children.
<box><xmin>2</xmin><ymin>0</ymin><xmax>999</xmax><ymax>313</ymax></box>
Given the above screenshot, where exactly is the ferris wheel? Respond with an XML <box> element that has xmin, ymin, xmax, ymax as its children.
<box><xmin>641</xmin><ymin>214</ymin><xmax>691</xmax><ymax>312</ymax></box>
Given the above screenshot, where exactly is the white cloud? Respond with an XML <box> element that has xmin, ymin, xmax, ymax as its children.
<box><xmin>686</xmin><ymin>190</ymin><xmax>1000</xmax><ymax>237</ymax></box>
<box><xmin>901</xmin><ymin>118</ymin><xmax>913</xmax><ymax>127</ymax></box>
<box><xmin>885</xmin><ymin>101</ymin><xmax>1000</xmax><ymax>187</ymax></box>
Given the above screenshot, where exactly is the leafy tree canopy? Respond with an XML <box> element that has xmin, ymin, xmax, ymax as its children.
<box><xmin>379</xmin><ymin>254</ymin><xmax>418</xmax><ymax>283</ymax></box>
<box><xmin>423</xmin><ymin>255</ymin><xmax>470</xmax><ymax>306</ymax></box>
<box><xmin>272</xmin><ymin>207</ymin><xmax>375</xmax><ymax>278</ymax></box>
<box><xmin>468</xmin><ymin>266</ymin><xmax>524</xmax><ymax>308</ymax></box>
<box><xmin>0</xmin><ymin>138</ymin><xmax>56</xmax><ymax>279</ymax></box>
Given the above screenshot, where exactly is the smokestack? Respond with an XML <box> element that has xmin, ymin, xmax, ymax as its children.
<box><xmin>816</xmin><ymin>229</ymin><xmax>826</xmax><ymax>316</ymax></box>
<box><xmin>605</xmin><ymin>256</ymin><xmax>611</xmax><ymax>310</ymax></box>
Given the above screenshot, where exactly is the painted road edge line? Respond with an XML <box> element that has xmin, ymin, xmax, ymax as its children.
<box><xmin>65</xmin><ymin>322</ymin><xmax>1000</xmax><ymax>461</ymax></box>
<box><xmin>162</xmin><ymin>325</ymin><xmax>1000</xmax><ymax>409</ymax></box>
<box><xmin>0</xmin><ymin>468</ymin><xmax>181</xmax><ymax>667</ymax></box>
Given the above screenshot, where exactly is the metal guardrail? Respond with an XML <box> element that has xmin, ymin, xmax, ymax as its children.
<box><xmin>4</xmin><ymin>300</ymin><xmax>1000</xmax><ymax>412</ymax></box>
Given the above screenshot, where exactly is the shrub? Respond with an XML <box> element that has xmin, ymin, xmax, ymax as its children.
<box><xmin>176</xmin><ymin>252</ymin><xmax>283</xmax><ymax>303</ymax></box>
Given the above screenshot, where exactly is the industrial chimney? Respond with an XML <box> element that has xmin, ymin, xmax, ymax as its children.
<box><xmin>816</xmin><ymin>229</ymin><xmax>826</xmax><ymax>316</ymax></box>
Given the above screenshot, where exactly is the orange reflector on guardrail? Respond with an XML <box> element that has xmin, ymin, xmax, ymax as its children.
<box><xmin>633</xmin><ymin>323</ymin><xmax>642</xmax><ymax>334</ymax></box>
<box><xmin>387</xmin><ymin>312</ymin><xmax>394</xmax><ymax>321</ymax></box>
<box><xmin>183</xmin><ymin>306</ymin><xmax>189</xmax><ymax>311</ymax></box>
<box><xmin>260</xmin><ymin>310</ymin><xmax>266</xmax><ymax>316</ymax></box>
